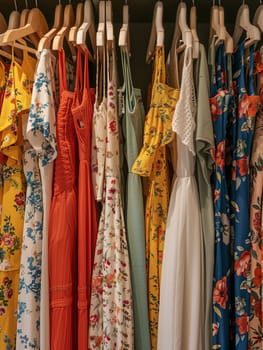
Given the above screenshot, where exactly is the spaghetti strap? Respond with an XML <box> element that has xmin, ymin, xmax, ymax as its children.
<box><xmin>58</xmin><ymin>49</ymin><xmax>68</xmax><ymax>94</ymax></box>
<box><xmin>83</xmin><ymin>47</ymin><xmax>90</xmax><ymax>90</ymax></box>
<box><xmin>94</xmin><ymin>46</ymin><xmax>106</xmax><ymax>104</ymax></box>
<box><xmin>121</xmin><ymin>48</ymin><xmax>136</xmax><ymax>112</ymax></box>
<box><xmin>248</xmin><ymin>45</ymin><xmax>256</xmax><ymax>96</ymax></box>
<box><xmin>152</xmin><ymin>46</ymin><xmax>166</xmax><ymax>85</ymax></box>
<box><xmin>74</xmin><ymin>46</ymin><xmax>83</xmax><ymax>95</ymax></box>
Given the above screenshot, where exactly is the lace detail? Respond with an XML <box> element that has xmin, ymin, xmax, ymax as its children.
<box><xmin>172</xmin><ymin>46</ymin><xmax>197</xmax><ymax>155</ymax></box>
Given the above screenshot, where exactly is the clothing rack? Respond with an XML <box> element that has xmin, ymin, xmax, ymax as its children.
<box><xmin>0</xmin><ymin>0</ymin><xmax>260</xmax><ymax>25</ymax></box>
<box><xmin>0</xmin><ymin>1</ymin><xmax>262</xmax><ymax>350</ymax></box>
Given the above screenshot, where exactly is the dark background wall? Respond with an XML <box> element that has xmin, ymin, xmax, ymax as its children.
<box><xmin>0</xmin><ymin>1</ymin><xmax>259</xmax><ymax>103</ymax></box>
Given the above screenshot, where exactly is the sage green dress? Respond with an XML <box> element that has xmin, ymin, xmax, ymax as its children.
<box><xmin>120</xmin><ymin>48</ymin><xmax>151</xmax><ymax>350</ymax></box>
<box><xmin>195</xmin><ymin>43</ymin><xmax>215</xmax><ymax>350</ymax></box>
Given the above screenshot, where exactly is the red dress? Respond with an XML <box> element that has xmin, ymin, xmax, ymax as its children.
<box><xmin>49</xmin><ymin>49</ymin><xmax>78</xmax><ymax>350</ymax></box>
<box><xmin>71</xmin><ymin>47</ymin><xmax>97</xmax><ymax>349</ymax></box>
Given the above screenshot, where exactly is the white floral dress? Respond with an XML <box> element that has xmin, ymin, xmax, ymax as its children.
<box><xmin>89</xmin><ymin>46</ymin><xmax>133</xmax><ymax>349</ymax></box>
<box><xmin>16</xmin><ymin>49</ymin><xmax>57</xmax><ymax>350</ymax></box>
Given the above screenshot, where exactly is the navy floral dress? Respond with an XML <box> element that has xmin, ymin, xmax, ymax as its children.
<box><xmin>231</xmin><ymin>42</ymin><xmax>260</xmax><ymax>349</ymax></box>
<box><xmin>210</xmin><ymin>43</ymin><xmax>232</xmax><ymax>350</ymax></box>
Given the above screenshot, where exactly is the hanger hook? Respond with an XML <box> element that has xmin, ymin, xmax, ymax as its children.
<box><xmin>14</xmin><ymin>0</ymin><xmax>18</xmax><ymax>11</ymax></box>
<box><xmin>242</xmin><ymin>0</ymin><xmax>245</xmax><ymax>4</ymax></box>
<box><xmin>213</xmin><ymin>0</ymin><xmax>215</xmax><ymax>6</ymax></box>
<box><xmin>35</xmin><ymin>0</ymin><xmax>38</xmax><ymax>7</ymax></box>
<box><xmin>192</xmin><ymin>0</ymin><xmax>195</xmax><ymax>5</ymax></box>
<box><xmin>218</xmin><ymin>0</ymin><xmax>221</xmax><ymax>5</ymax></box>
<box><xmin>25</xmin><ymin>0</ymin><xmax>28</xmax><ymax>8</ymax></box>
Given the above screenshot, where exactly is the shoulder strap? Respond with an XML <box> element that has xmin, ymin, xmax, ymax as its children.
<box><xmin>83</xmin><ymin>47</ymin><xmax>90</xmax><ymax>90</ymax></box>
<box><xmin>74</xmin><ymin>46</ymin><xmax>83</xmax><ymax>95</ymax></box>
<box><xmin>58</xmin><ymin>49</ymin><xmax>68</xmax><ymax>94</ymax></box>
<box><xmin>209</xmin><ymin>37</ymin><xmax>217</xmax><ymax>97</ymax></box>
<box><xmin>152</xmin><ymin>46</ymin><xmax>166</xmax><ymax>85</ymax></box>
<box><xmin>216</xmin><ymin>44</ymin><xmax>227</xmax><ymax>90</ymax></box>
<box><xmin>121</xmin><ymin>47</ymin><xmax>135</xmax><ymax>109</ymax></box>
<box><xmin>248</xmin><ymin>44</ymin><xmax>256</xmax><ymax>96</ymax></box>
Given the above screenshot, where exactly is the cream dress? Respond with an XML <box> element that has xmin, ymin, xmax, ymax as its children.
<box><xmin>157</xmin><ymin>46</ymin><xmax>204</xmax><ymax>350</ymax></box>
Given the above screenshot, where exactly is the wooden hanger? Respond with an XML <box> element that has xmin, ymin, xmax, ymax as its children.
<box><xmin>190</xmin><ymin>1</ymin><xmax>199</xmax><ymax>59</ymax></box>
<box><xmin>10</xmin><ymin>39</ymin><xmax>37</xmax><ymax>55</ymax></box>
<box><xmin>20</xmin><ymin>0</ymin><xmax>30</xmax><ymax>27</ymax></box>
<box><xmin>0</xmin><ymin>13</ymin><xmax>7</xmax><ymax>34</ymax></box>
<box><xmin>0</xmin><ymin>8</ymin><xmax>48</xmax><ymax>48</ymax></box>
<box><xmin>146</xmin><ymin>1</ymin><xmax>164</xmax><ymax>64</ymax></box>
<box><xmin>7</xmin><ymin>11</ymin><xmax>21</xmax><ymax>30</ymax></box>
<box><xmin>106</xmin><ymin>1</ymin><xmax>114</xmax><ymax>52</ymax></box>
<box><xmin>69</xmin><ymin>2</ymin><xmax>84</xmax><ymax>45</ymax></box>
<box><xmin>172</xmin><ymin>2</ymin><xmax>193</xmax><ymax>54</ymax></box>
<box><xmin>0</xmin><ymin>2</ymin><xmax>36</xmax><ymax>60</ymax></box>
<box><xmin>253</xmin><ymin>2</ymin><xmax>263</xmax><ymax>33</ymax></box>
<box><xmin>96</xmin><ymin>1</ymin><xmax>106</xmax><ymax>61</ymax></box>
<box><xmin>20</xmin><ymin>9</ymin><xmax>30</xmax><ymax>28</ymax></box>
<box><xmin>52</xmin><ymin>4</ymin><xmax>76</xmax><ymax>58</ymax></box>
<box><xmin>233</xmin><ymin>3</ymin><xmax>260</xmax><ymax>48</ymax></box>
<box><xmin>218</xmin><ymin>4</ymin><xmax>233</xmax><ymax>53</ymax></box>
<box><xmin>0</xmin><ymin>11</ymin><xmax>19</xmax><ymax>63</ymax></box>
<box><xmin>118</xmin><ymin>3</ymin><xmax>131</xmax><ymax>55</ymax></box>
<box><xmin>0</xmin><ymin>2</ymin><xmax>20</xmax><ymax>63</ymax></box>
<box><xmin>19</xmin><ymin>1</ymin><xmax>39</xmax><ymax>49</ymax></box>
<box><xmin>209</xmin><ymin>5</ymin><xmax>224</xmax><ymax>47</ymax></box>
<box><xmin>38</xmin><ymin>2</ymin><xmax>63</xmax><ymax>52</ymax></box>
<box><xmin>76</xmin><ymin>0</ymin><xmax>96</xmax><ymax>59</ymax></box>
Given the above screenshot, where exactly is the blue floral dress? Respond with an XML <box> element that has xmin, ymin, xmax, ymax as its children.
<box><xmin>231</xmin><ymin>42</ymin><xmax>260</xmax><ymax>349</ymax></box>
<box><xmin>210</xmin><ymin>43</ymin><xmax>232</xmax><ymax>350</ymax></box>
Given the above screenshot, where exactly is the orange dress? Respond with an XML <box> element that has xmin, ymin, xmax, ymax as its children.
<box><xmin>49</xmin><ymin>49</ymin><xmax>78</xmax><ymax>350</ymax></box>
<box><xmin>71</xmin><ymin>47</ymin><xmax>97</xmax><ymax>349</ymax></box>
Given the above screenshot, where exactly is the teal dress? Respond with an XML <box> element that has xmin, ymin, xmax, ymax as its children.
<box><xmin>120</xmin><ymin>48</ymin><xmax>151</xmax><ymax>350</ymax></box>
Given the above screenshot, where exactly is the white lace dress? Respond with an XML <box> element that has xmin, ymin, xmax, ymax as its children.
<box><xmin>157</xmin><ymin>46</ymin><xmax>204</xmax><ymax>350</ymax></box>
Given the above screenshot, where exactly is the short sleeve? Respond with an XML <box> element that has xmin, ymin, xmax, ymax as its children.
<box><xmin>27</xmin><ymin>49</ymin><xmax>57</xmax><ymax>167</ymax></box>
<box><xmin>0</xmin><ymin>65</ymin><xmax>17</xmax><ymax>149</ymax></box>
<box><xmin>132</xmin><ymin>83</ymin><xmax>179</xmax><ymax>177</ymax></box>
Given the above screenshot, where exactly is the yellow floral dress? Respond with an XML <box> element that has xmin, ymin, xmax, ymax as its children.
<box><xmin>0</xmin><ymin>60</ymin><xmax>9</xmax><ymax>224</ymax></box>
<box><xmin>0</xmin><ymin>51</ymin><xmax>36</xmax><ymax>349</ymax></box>
<box><xmin>132</xmin><ymin>47</ymin><xmax>179</xmax><ymax>350</ymax></box>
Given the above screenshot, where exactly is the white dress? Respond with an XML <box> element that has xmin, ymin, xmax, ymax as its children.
<box><xmin>157</xmin><ymin>46</ymin><xmax>204</xmax><ymax>350</ymax></box>
<box><xmin>16</xmin><ymin>49</ymin><xmax>57</xmax><ymax>350</ymax></box>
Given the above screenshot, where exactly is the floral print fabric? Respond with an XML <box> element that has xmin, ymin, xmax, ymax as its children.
<box><xmin>89</xmin><ymin>46</ymin><xmax>133</xmax><ymax>349</ymax></box>
<box><xmin>210</xmin><ymin>44</ymin><xmax>232</xmax><ymax>350</ymax></box>
<box><xmin>211</xmin><ymin>42</ymin><xmax>261</xmax><ymax>350</ymax></box>
<box><xmin>16</xmin><ymin>149</ymin><xmax>42</xmax><ymax>350</ymax></box>
<box><xmin>0</xmin><ymin>51</ymin><xmax>36</xmax><ymax>349</ymax></box>
<box><xmin>132</xmin><ymin>47</ymin><xmax>179</xmax><ymax>350</ymax></box>
<box><xmin>248</xmin><ymin>49</ymin><xmax>263</xmax><ymax>350</ymax></box>
<box><xmin>16</xmin><ymin>49</ymin><xmax>57</xmax><ymax>350</ymax></box>
<box><xmin>231</xmin><ymin>43</ymin><xmax>260</xmax><ymax>350</ymax></box>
